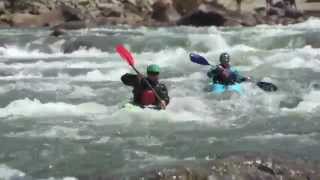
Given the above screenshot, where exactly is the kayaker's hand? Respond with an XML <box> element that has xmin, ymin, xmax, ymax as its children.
<box><xmin>137</xmin><ymin>73</ymin><xmax>144</xmax><ymax>81</ymax></box>
<box><xmin>160</xmin><ymin>100</ymin><xmax>166</xmax><ymax>110</ymax></box>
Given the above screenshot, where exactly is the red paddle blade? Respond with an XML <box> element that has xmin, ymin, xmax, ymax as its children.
<box><xmin>115</xmin><ymin>44</ymin><xmax>135</xmax><ymax>66</ymax></box>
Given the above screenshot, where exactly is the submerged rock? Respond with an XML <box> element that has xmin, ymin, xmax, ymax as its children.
<box><xmin>62</xmin><ymin>39</ymin><xmax>94</xmax><ymax>54</ymax></box>
<box><xmin>50</xmin><ymin>28</ymin><xmax>66</xmax><ymax>37</ymax></box>
<box><xmin>280</xmin><ymin>96</ymin><xmax>303</xmax><ymax>109</ymax></box>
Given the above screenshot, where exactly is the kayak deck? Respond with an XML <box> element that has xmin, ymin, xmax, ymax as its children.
<box><xmin>211</xmin><ymin>83</ymin><xmax>242</xmax><ymax>94</ymax></box>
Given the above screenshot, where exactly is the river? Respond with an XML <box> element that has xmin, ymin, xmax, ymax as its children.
<box><xmin>0</xmin><ymin>18</ymin><xmax>320</xmax><ymax>179</ymax></box>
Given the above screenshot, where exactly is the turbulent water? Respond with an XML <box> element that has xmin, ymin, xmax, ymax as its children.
<box><xmin>0</xmin><ymin>18</ymin><xmax>320</xmax><ymax>179</ymax></box>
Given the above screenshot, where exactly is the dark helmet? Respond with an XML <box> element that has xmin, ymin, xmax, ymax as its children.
<box><xmin>219</xmin><ymin>53</ymin><xmax>230</xmax><ymax>64</ymax></box>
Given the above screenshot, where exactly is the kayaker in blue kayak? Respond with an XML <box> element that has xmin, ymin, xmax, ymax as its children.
<box><xmin>207</xmin><ymin>53</ymin><xmax>251</xmax><ymax>92</ymax></box>
<box><xmin>121</xmin><ymin>64</ymin><xmax>169</xmax><ymax>109</ymax></box>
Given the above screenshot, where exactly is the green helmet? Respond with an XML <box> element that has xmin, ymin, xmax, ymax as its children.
<box><xmin>147</xmin><ymin>64</ymin><xmax>160</xmax><ymax>74</ymax></box>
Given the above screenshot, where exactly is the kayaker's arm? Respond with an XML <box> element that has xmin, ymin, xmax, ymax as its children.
<box><xmin>207</xmin><ymin>67</ymin><xmax>219</xmax><ymax>83</ymax></box>
<box><xmin>231</xmin><ymin>68</ymin><xmax>250</xmax><ymax>83</ymax></box>
<box><xmin>207</xmin><ymin>67</ymin><xmax>215</xmax><ymax>78</ymax></box>
<box><xmin>121</xmin><ymin>73</ymin><xmax>141</xmax><ymax>86</ymax></box>
<box><xmin>156</xmin><ymin>83</ymin><xmax>170</xmax><ymax>106</ymax></box>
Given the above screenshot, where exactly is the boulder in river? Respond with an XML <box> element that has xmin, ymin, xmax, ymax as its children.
<box><xmin>62</xmin><ymin>39</ymin><xmax>94</xmax><ymax>54</ymax></box>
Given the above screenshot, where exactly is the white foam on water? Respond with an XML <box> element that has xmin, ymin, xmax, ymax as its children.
<box><xmin>44</xmin><ymin>177</ymin><xmax>78</xmax><ymax>180</ymax></box>
<box><xmin>0</xmin><ymin>45</ymin><xmax>109</xmax><ymax>59</ymax></box>
<box><xmin>289</xmin><ymin>17</ymin><xmax>320</xmax><ymax>29</ymax></box>
<box><xmin>274</xmin><ymin>56</ymin><xmax>320</xmax><ymax>70</ymax></box>
<box><xmin>166</xmin><ymin>96</ymin><xmax>215</xmax><ymax>122</ymax></box>
<box><xmin>0</xmin><ymin>98</ymin><xmax>109</xmax><ymax>118</ymax></box>
<box><xmin>243</xmin><ymin>133</ymin><xmax>318</xmax><ymax>145</ymax></box>
<box><xmin>282</xmin><ymin>90</ymin><xmax>320</xmax><ymax>113</ymax></box>
<box><xmin>48</xmin><ymin>39</ymin><xmax>66</xmax><ymax>53</ymax></box>
<box><xmin>124</xmin><ymin>149</ymin><xmax>174</xmax><ymax>162</ymax></box>
<box><xmin>5</xmin><ymin>126</ymin><xmax>93</xmax><ymax>140</ymax></box>
<box><xmin>126</xmin><ymin>136</ymin><xmax>163</xmax><ymax>147</ymax></box>
<box><xmin>62</xmin><ymin>177</ymin><xmax>78</xmax><ymax>180</ymax></box>
<box><xmin>67</xmin><ymin>86</ymin><xmax>97</xmax><ymax>99</ymax></box>
<box><xmin>0</xmin><ymin>82</ymin><xmax>74</xmax><ymax>94</ymax></box>
<box><xmin>0</xmin><ymin>61</ymin><xmax>67</xmax><ymax>69</ymax></box>
<box><xmin>201</xmin><ymin>86</ymin><xmax>284</xmax><ymax>127</ymax></box>
<box><xmin>91</xmin><ymin>25</ymin><xmax>218</xmax><ymax>38</ymax></box>
<box><xmin>0</xmin><ymin>164</ymin><xmax>25</xmax><ymax>180</ymax></box>
<box><xmin>245</xmin><ymin>47</ymin><xmax>320</xmax><ymax>80</ymax></box>
<box><xmin>110</xmin><ymin>89</ymin><xmax>282</xmax><ymax>127</ymax></box>
<box><xmin>165</xmin><ymin>72</ymin><xmax>204</xmax><ymax>83</ymax></box>
<box><xmin>270</xmin><ymin>46</ymin><xmax>320</xmax><ymax>71</ymax></box>
<box><xmin>0</xmin><ymin>71</ymin><xmax>43</xmax><ymax>80</ymax></box>
<box><xmin>244</xmin><ymin>133</ymin><xmax>300</xmax><ymax>140</ymax></box>
<box><xmin>0</xmin><ymin>66</ymin><xmax>126</xmax><ymax>82</ymax></box>
<box><xmin>61</xmin><ymin>47</ymin><xmax>110</xmax><ymax>58</ymax></box>
<box><xmin>188</xmin><ymin>33</ymin><xmax>229</xmax><ymax>51</ymax></box>
<box><xmin>0</xmin><ymin>45</ymin><xmax>53</xmax><ymax>59</ymax></box>
<box><xmin>254</xmin><ymin>24</ymin><xmax>303</xmax><ymax>35</ymax></box>
<box><xmin>0</xmin><ymin>84</ymin><xmax>14</xmax><ymax>94</ymax></box>
<box><xmin>17</xmin><ymin>81</ymin><xmax>72</xmax><ymax>92</ymax></box>
<box><xmin>137</xmin><ymin>47</ymin><xmax>189</xmax><ymax>68</ymax></box>
<box><xmin>110</xmin><ymin>106</ymin><xmax>172</xmax><ymax>125</ymax></box>
<box><xmin>93</xmin><ymin>136</ymin><xmax>111</xmax><ymax>144</ymax></box>
<box><xmin>0</xmin><ymin>60</ymin><xmax>122</xmax><ymax>70</ymax></box>
<box><xmin>57</xmin><ymin>68</ymin><xmax>127</xmax><ymax>82</ymax></box>
<box><xmin>90</xmin><ymin>26</ymin><xmax>144</xmax><ymax>34</ymax></box>
<box><xmin>231</xmin><ymin>44</ymin><xmax>258</xmax><ymax>52</ymax></box>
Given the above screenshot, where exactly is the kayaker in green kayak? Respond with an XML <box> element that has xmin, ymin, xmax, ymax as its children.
<box><xmin>207</xmin><ymin>52</ymin><xmax>251</xmax><ymax>85</ymax></box>
<box><xmin>121</xmin><ymin>64</ymin><xmax>170</xmax><ymax>109</ymax></box>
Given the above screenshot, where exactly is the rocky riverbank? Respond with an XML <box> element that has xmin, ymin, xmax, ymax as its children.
<box><xmin>80</xmin><ymin>153</ymin><xmax>320</xmax><ymax>180</ymax></box>
<box><xmin>0</xmin><ymin>0</ymin><xmax>313</xmax><ymax>29</ymax></box>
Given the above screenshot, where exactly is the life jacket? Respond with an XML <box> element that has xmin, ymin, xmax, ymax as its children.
<box><xmin>140</xmin><ymin>89</ymin><xmax>156</xmax><ymax>105</ymax></box>
<box><xmin>217</xmin><ymin>65</ymin><xmax>233</xmax><ymax>83</ymax></box>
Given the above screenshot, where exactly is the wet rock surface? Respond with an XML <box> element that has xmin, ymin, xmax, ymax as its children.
<box><xmin>79</xmin><ymin>153</ymin><xmax>320</xmax><ymax>180</ymax></box>
<box><xmin>0</xmin><ymin>0</ymin><xmax>314</xmax><ymax>28</ymax></box>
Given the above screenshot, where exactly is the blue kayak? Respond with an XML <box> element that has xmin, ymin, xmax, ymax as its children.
<box><xmin>211</xmin><ymin>83</ymin><xmax>242</xmax><ymax>94</ymax></box>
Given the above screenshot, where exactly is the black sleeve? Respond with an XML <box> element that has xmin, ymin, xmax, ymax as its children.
<box><xmin>156</xmin><ymin>83</ymin><xmax>170</xmax><ymax>105</ymax></box>
<box><xmin>207</xmin><ymin>68</ymin><xmax>214</xmax><ymax>78</ymax></box>
<box><xmin>121</xmin><ymin>73</ymin><xmax>140</xmax><ymax>86</ymax></box>
<box><xmin>237</xmin><ymin>77</ymin><xmax>247</xmax><ymax>83</ymax></box>
<box><xmin>207</xmin><ymin>66</ymin><xmax>219</xmax><ymax>78</ymax></box>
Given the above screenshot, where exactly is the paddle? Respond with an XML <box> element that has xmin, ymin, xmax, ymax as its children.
<box><xmin>115</xmin><ymin>44</ymin><xmax>166</xmax><ymax>109</ymax></box>
<box><xmin>189</xmin><ymin>53</ymin><xmax>278</xmax><ymax>92</ymax></box>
